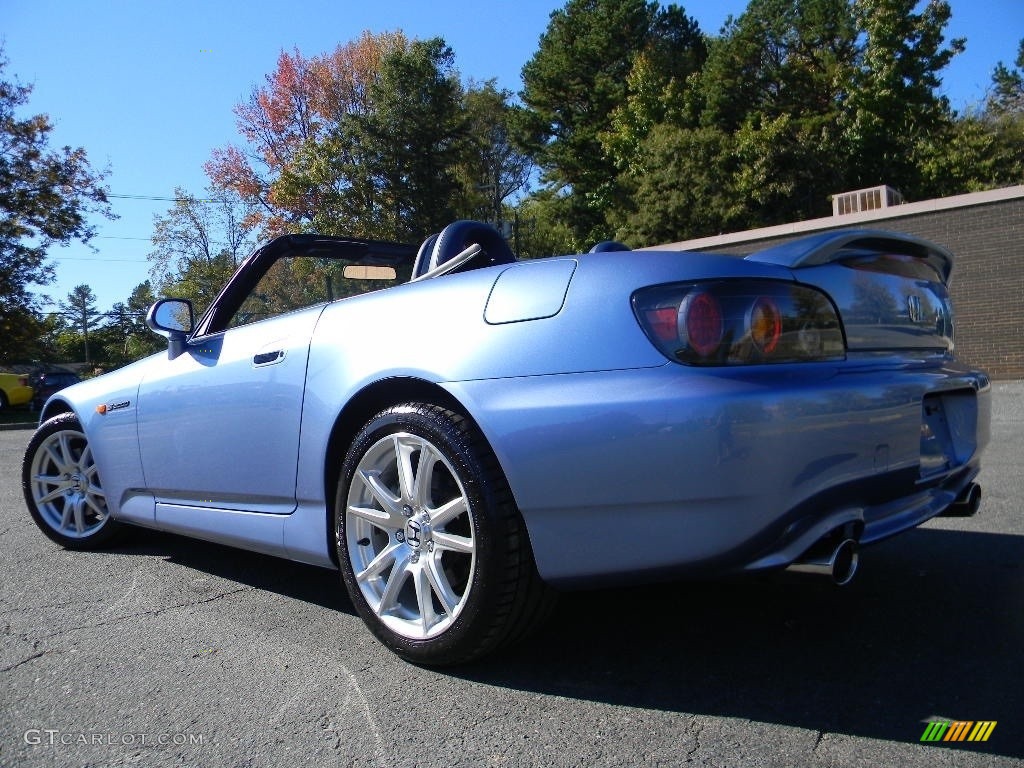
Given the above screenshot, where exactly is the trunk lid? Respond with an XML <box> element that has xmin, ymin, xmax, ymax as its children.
<box><xmin>746</xmin><ymin>231</ymin><xmax>954</xmax><ymax>352</ymax></box>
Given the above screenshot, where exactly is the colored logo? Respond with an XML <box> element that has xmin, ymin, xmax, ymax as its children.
<box><xmin>920</xmin><ymin>721</ymin><xmax>996</xmax><ymax>743</ymax></box>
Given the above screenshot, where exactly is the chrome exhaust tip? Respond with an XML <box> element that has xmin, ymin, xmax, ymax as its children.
<box><xmin>786</xmin><ymin>538</ymin><xmax>860</xmax><ymax>586</ymax></box>
<box><xmin>941</xmin><ymin>483</ymin><xmax>982</xmax><ymax>518</ymax></box>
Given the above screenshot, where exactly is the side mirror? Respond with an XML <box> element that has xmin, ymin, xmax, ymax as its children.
<box><xmin>146</xmin><ymin>298</ymin><xmax>194</xmax><ymax>359</ymax></box>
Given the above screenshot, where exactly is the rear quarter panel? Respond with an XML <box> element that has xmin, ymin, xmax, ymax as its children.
<box><xmin>294</xmin><ymin>251</ymin><xmax>799</xmax><ymax>524</ymax></box>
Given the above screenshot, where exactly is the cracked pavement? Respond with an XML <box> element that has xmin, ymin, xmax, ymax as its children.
<box><xmin>1</xmin><ymin>382</ymin><xmax>1023</xmax><ymax>767</ymax></box>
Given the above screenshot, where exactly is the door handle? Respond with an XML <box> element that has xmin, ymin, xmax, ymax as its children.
<box><xmin>253</xmin><ymin>350</ymin><xmax>285</xmax><ymax>366</ymax></box>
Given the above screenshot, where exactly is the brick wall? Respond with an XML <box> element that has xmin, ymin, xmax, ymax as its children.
<box><xmin>681</xmin><ymin>196</ymin><xmax>1024</xmax><ymax>379</ymax></box>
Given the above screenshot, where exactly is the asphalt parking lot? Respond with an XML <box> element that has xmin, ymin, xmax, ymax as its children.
<box><xmin>1</xmin><ymin>382</ymin><xmax>1022</xmax><ymax>768</ymax></box>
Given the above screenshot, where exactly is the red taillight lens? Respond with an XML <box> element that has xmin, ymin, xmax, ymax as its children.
<box><xmin>680</xmin><ymin>291</ymin><xmax>723</xmax><ymax>356</ymax></box>
<box><xmin>633</xmin><ymin>279</ymin><xmax>845</xmax><ymax>365</ymax></box>
<box><xmin>644</xmin><ymin>307</ymin><xmax>679</xmax><ymax>342</ymax></box>
<box><xmin>19</xmin><ymin>376</ymin><xmax>28</xmax><ymax>387</ymax></box>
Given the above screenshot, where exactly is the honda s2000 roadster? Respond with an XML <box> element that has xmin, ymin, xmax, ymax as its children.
<box><xmin>23</xmin><ymin>220</ymin><xmax>989</xmax><ymax>665</ymax></box>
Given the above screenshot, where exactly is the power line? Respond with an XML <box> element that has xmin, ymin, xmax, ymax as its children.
<box><xmin>37</xmin><ymin>309</ymin><xmax>148</xmax><ymax>317</ymax></box>
<box><xmin>107</xmin><ymin>193</ymin><xmax>218</xmax><ymax>203</ymax></box>
<box><xmin>52</xmin><ymin>235</ymin><xmax>244</xmax><ymax>255</ymax></box>
<box><xmin>48</xmin><ymin>256</ymin><xmax>149</xmax><ymax>262</ymax></box>
<box><xmin>92</xmin><ymin>235</ymin><xmax>239</xmax><ymax>245</ymax></box>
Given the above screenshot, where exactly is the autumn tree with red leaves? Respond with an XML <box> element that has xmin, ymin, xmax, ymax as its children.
<box><xmin>206</xmin><ymin>31</ymin><xmax>529</xmax><ymax>244</ymax></box>
<box><xmin>206</xmin><ymin>31</ymin><xmax>409</xmax><ymax>236</ymax></box>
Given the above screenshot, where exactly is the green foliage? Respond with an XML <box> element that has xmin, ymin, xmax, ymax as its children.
<box><xmin>3</xmin><ymin>310</ymin><xmax>51</xmax><ymax>365</ymax></box>
<box><xmin>148</xmin><ymin>187</ymin><xmax>255</xmax><ymax>316</ymax></box>
<box><xmin>613</xmin><ymin>124</ymin><xmax>744</xmax><ymax>245</ymax></box>
<box><xmin>607</xmin><ymin>0</ymin><xmax>1008</xmax><ymax>245</ymax></box>
<box><xmin>989</xmin><ymin>39</ymin><xmax>1024</xmax><ymax>116</ymax></box>
<box><xmin>347</xmin><ymin>37</ymin><xmax>465</xmax><ymax>241</ymax></box>
<box><xmin>698</xmin><ymin>0</ymin><xmax>857</xmax><ymax>131</ymax></box>
<box><xmin>512</xmin><ymin>191</ymin><xmax>578</xmax><ymax>258</ymax></box>
<box><xmin>455</xmin><ymin>82</ymin><xmax>533</xmax><ymax>225</ymax></box>
<box><xmin>42</xmin><ymin>280</ymin><xmax>166</xmax><ymax>368</ymax></box>
<box><xmin>0</xmin><ymin>51</ymin><xmax>114</xmax><ymax>363</ymax></box>
<box><xmin>58</xmin><ymin>285</ymin><xmax>100</xmax><ymax>363</ymax></box>
<box><xmin>519</xmin><ymin>0</ymin><xmax>705</xmax><ymax>244</ymax></box>
<box><xmin>277</xmin><ymin>37</ymin><xmax>468</xmax><ymax>242</ymax></box>
<box><xmin>186</xmin><ymin>7</ymin><xmax>1024</xmax><ymax>265</ymax></box>
<box><xmin>109</xmin><ymin>281</ymin><xmax>164</xmax><ymax>363</ymax></box>
<box><xmin>844</xmin><ymin>0</ymin><xmax>965</xmax><ymax>196</ymax></box>
<box><xmin>211</xmin><ymin>33</ymin><xmax>526</xmax><ymax>247</ymax></box>
<box><xmin>207</xmin><ymin>32</ymin><xmax>410</xmax><ymax>235</ymax></box>
<box><xmin>601</xmin><ymin>44</ymin><xmax>700</xmax><ymax>178</ymax></box>
<box><xmin>160</xmin><ymin>252</ymin><xmax>239</xmax><ymax>318</ymax></box>
<box><xmin>918</xmin><ymin>113</ymin><xmax>1024</xmax><ymax>196</ymax></box>
<box><xmin>688</xmin><ymin>0</ymin><xmax>862</xmax><ymax>225</ymax></box>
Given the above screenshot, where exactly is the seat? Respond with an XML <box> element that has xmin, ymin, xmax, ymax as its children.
<box><xmin>411</xmin><ymin>221</ymin><xmax>515</xmax><ymax>281</ymax></box>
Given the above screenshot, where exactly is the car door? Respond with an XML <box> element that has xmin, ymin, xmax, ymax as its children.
<box><xmin>136</xmin><ymin>305</ymin><xmax>323</xmax><ymax>514</ymax></box>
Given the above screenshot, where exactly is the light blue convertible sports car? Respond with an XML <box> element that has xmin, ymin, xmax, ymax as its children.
<box><xmin>23</xmin><ymin>220</ymin><xmax>990</xmax><ymax>664</ymax></box>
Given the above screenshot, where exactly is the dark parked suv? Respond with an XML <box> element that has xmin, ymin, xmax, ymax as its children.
<box><xmin>29</xmin><ymin>370</ymin><xmax>81</xmax><ymax>410</ymax></box>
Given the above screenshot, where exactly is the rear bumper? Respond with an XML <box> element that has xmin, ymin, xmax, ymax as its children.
<box><xmin>447</xmin><ymin>357</ymin><xmax>990</xmax><ymax>587</ymax></box>
<box><xmin>742</xmin><ymin>460</ymin><xmax>980</xmax><ymax>574</ymax></box>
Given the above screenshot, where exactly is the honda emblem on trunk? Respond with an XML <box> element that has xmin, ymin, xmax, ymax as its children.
<box><xmin>907</xmin><ymin>295</ymin><xmax>923</xmax><ymax>324</ymax></box>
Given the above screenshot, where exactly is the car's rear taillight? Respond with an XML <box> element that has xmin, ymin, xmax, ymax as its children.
<box><xmin>633</xmin><ymin>279</ymin><xmax>845</xmax><ymax>365</ymax></box>
<box><xmin>19</xmin><ymin>376</ymin><xmax>28</xmax><ymax>387</ymax></box>
<box><xmin>679</xmin><ymin>291</ymin><xmax>724</xmax><ymax>356</ymax></box>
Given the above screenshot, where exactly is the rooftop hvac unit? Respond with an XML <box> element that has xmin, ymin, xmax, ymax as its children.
<box><xmin>832</xmin><ymin>185</ymin><xmax>905</xmax><ymax>216</ymax></box>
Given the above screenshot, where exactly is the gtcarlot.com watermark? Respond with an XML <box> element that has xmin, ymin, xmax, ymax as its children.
<box><xmin>24</xmin><ymin>729</ymin><xmax>205</xmax><ymax>747</ymax></box>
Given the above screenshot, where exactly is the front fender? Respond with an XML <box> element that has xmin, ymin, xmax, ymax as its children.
<box><xmin>35</xmin><ymin>357</ymin><xmax>156</xmax><ymax>519</ymax></box>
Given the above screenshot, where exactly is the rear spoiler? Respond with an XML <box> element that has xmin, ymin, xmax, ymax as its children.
<box><xmin>745</xmin><ymin>230</ymin><xmax>954</xmax><ymax>284</ymax></box>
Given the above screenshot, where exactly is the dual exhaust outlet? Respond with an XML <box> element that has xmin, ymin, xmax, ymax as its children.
<box><xmin>784</xmin><ymin>482</ymin><xmax>982</xmax><ymax>586</ymax></box>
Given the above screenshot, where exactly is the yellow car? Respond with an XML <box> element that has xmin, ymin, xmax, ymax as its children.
<box><xmin>0</xmin><ymin>372</ymin><xmax>33</xmax><ymax>409</ymax></box>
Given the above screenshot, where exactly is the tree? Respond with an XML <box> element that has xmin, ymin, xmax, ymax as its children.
<box><xmin>844</xmin><ymin>0</ymin><xmax>964</xmax><ymax>196</ymax></box>
<box><xmin>0</xmin><ymin>50</ymin><xmax>115</xmax><ymax>362</ymax></box>
<box><xmin>344</xmin><ymin>37</ymin><xmax>466</xmax><ymax>240</ymax></box>
<box><xmin>456</xmin><ymin>82</ymin><xmax>533</xmax><ymax>226</ymax></box>
<box><xmin>270</xmin><ymin>37</ymin><xmax>465</xmax><ymax>242</ymax></box>
<box><xmin>977</xmin><ymin>39</ymin><xmax>1024</xmax><ymax>185</ymax></box>
<box><xmin>519</xmin><ymin>0</ymin><xmax>706</xmax><ymax>246</ymax></box>
<box><xmin>989</xmin><ymin>39</ymin><xmax>1024</xmax><ymax>116</ymax></box>
<box><xmin>206</xmin><ymin>32</ymin><xmax>409</xmax><ymax>236</ymax></box>
<box><xmin>148</xmin><ymin>187</ymin><xmax>256</xmax><ymax>314</ymax></box>
<box><xmin>918</xmin><ymin>39</ymin><xmax>1024</xmax><ymax>196</ymax></box>
<box><xmin>510</xmin><ymin>190</ymin><xmax>577</xmax><ymax>259</ymax></box>
<box><xmin>601</xmin><ymin>46</ymin><xmax>697</xmax><ymax>179</ymax></box>
<box><xmin>609</xmin><ymin>0</ymin><xmax>969</xmax><ymax>244</ymax></box>
<box><xmin>698</xmin><ymin>0</ymin><xmax>857</xmax><ymax>130</ymax></box>
<box><xmin>59</xmin><ymin>284</ymin><xmax>100</xmax><ymax>364</ymax></box>
<box><xmin>209</xmin><ymin>33</ymin><xmax>517</xmax><ymax>244</ymax></box>
<box><xmin>92</xmin><ymin>281</ymin><xmax>163</xmax><ymax>366</ymax></box>
<box><xmin>614</xmin><ymin>124</ymin><xmax>745</xmax><ymax>245</ymax></box>
<box><xmin>687</xmin><ymin>0</ymin><xmax>861</xmax><ymax>223</ymax></box>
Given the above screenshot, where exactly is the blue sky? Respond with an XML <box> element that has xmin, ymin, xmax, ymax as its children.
<box><xmin>5</xmin><ymin>0</ymin><xmax>1022</xmax><ymax>313</ymax></box>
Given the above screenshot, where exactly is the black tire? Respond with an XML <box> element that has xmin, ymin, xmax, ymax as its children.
<box><xmin>22</xmin><ymin>412</ymin><xmax>121</xmax><ymax>549</ymax></box>
<box><xmin>0</xmin><ymin>391</ymin><xmax>8</xmax><ymax>410</ymax></box>
<box><xmin>335</xmin><ymin>403</ymin><xmax>554</xmax><ymax>665</ymax></box>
